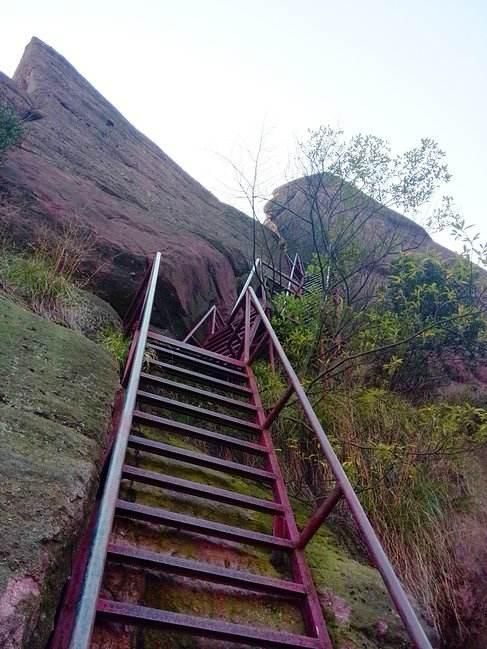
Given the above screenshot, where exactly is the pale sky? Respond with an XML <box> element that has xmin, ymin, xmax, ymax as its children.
<box><xmin>1</xmin><ymin>1</ymin><xmax>486</xmax><ymax>247</ymax></box>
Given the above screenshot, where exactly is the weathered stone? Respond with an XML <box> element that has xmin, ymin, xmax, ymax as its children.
<box><xmin>265</xmin><ymin>173</ymin><xmax>455</xmax><ymax>269</ymax></box>
<box><xmin>0</xmin><ymin>38</ymin><xmax>276</xmax><ymax>334</ymax></box>
<box><xmin>0</xmin><ymin>296</ymin><xmax>119</xmax><ymax>648</ymax></box>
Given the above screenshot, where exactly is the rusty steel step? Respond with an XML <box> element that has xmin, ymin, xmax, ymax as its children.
<box><xmin>133</xmin><ymin>411</ymin><xmax>266</xmax><ymax>454</ymax></box>
<box><xmin>147</xmin><ymin>331</ymin><xmax>245</xmax><ymax>368</ymax></box>
<box><xmin>137</xmin><ymin>391</ymin><xmax>261</xmax><ymax>433</ymax></box>
<box><xmin>97</xmin><ymin>599</ymin><xmax>320</xmax><ymax>647</ymax></box>
<box><xmin>115</xmin><ymin>500</ymin><xmax>293</xmax><ymax>549</ymax></box>
<box><xmin>139</xmin><ymin>373</ymin><xmax>256</xmax><ymax>413</ymax></box>
<box><xmin>122</xmin><ymin>465</ymin><xmax>282</xmax><ymax>512</ymax></box>
<box><xmin>127</xmin><ymin>435</ymin><xmax>275</xmax><ymax>483</ymax></box>
<box><xmin>107</xmin><ymin>543</ymin><xmax>305</xmax><ymax>597</ymax></box>
<box><xmin>146</xmin><ymin>343</ymin><xmax>247</xmax><ymax>381</ymax></box>
<box><xmin>144</xmin><ymin>359</ymin><xmax>252</xmax><ymax>395</ymax></box>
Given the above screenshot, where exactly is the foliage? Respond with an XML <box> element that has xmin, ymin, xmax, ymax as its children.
<box><xmin>256</xmin><ymin>250</ymin><xmax>487</xmax><ymax>637</ymax></box>
<box><xmin>0</xmin><ymin>218</ymin><xmax>99</xmax><ymax>314</ymax></box>
<box><xmin>0</xmin><ymin>250</ymin><xmax>73</xmax><ymax>306</ymax></box>
<box><xmin>427</xmin><ymin>194</ymin><xmax>487</xmax><ymax>268</ymax></box>
<box><xmin>0</xmin><ymin>106</ymin><xmax>22</xmax><ymax>158</ymax></box>
<box><xmin>271</xmin><ymin>288</ymin><xmax>322</xmax><ymax>368</ymax></box>
<box><xmin>254</xmin><ymin>355</ymin><xmax>487</xmax><ymax>635</ymax></box>
<box><xmin>99</xmin><ymin>325</ymin><xmax>130</xmax><ymax>368</ymax></box>
<box><xmin>358</xmin><ymin>254</ymin><xmax>487</xmax><ymax>391</ymax></box>
<box><xmin>299</xmin><ymin>126</ymin><xmax>451</xmax><ymax>215</ymax></box>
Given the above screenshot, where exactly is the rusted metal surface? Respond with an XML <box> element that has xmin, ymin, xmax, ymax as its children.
<box><xmin>96</xmin><ymin>599</ymin><xmax>321</xmax><ymax>648</ymax></box>
<box><xmin>246</xmin><ymin>364</ymin><xmax>333</xmax><ymax>648</ymax></box>
<box><xmin>106</xmin><ymin>543</ymin><xmax>304</xmax><ymax>597</ymax></box>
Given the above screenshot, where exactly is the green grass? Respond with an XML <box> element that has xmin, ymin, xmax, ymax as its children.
<box><xmin>1</xmin><ymin>252</ymin><xmax>73</xmax><ymax>304</ymax></box>
<box><xmin>98</xmin><ymin>325</ymin><xmax>130</xmax><ymax>367</ymax></box>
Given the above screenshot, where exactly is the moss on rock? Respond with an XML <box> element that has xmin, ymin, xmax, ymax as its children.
<box><xmin>0</xmin><ymin>296</ymin><xmax>119</xmax><ymax>648</ymax></box>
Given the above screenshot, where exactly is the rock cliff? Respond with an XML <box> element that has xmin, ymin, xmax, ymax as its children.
<box><xmin>265</xmin><ymin>173</ymin><xmax>454</xmax><ymax>267</ymax></box>
<box><xmin>0</xmin><ymin>297</ymin><xmax>119</xmax><ymax>648</ymax></box>
<box><xmin>0</xmin><ymin>38</ymin><xmax>274</xmax><ymax>333</ymax></box>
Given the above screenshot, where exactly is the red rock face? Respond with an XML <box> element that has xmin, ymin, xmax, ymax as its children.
<box><xmin>0</xmin><ymin>38</ymin><xmax>273</xmax><ymax>332</ymax></box>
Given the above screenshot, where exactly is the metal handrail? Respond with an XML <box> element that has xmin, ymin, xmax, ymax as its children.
<box><xmin>182</xmin><ymin>305</ymin><xmax>219</xmax><ymax>344</ymax></box>
<box><xmin>246</xmin><ymin>286</ymin><xmax>432</xmax><ymax>649</ymax></box>
<box><xmin>68</xmin><ymin>252</ymin><xmax>161</xmax><ymax>649</ymax></box>
<box><xmin>230</xmin><ymin>258</ymin><xmax>262</xmax><ymax>317</ymax></box>
<box><xmin>286</xmin><ymin>253</ymin><xmax>298</xmax><ymax>293</ymax></box>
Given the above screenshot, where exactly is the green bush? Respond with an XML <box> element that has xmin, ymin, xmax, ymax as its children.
<box><xmin>358</xmin><ymin>255</ymin><xmax>487</xmax><ymax>391</ymax></box>
<box><xmin>0</xmin><ymin>106</ymin><xmax>22</xmax><ymax>157</ymax></box>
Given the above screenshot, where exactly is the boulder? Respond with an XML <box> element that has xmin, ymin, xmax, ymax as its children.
<box><xmin>265</xmin><ymin>173</ymin><xmax>455</xmax><ymax>270</ymax></box>
<box><xmin>0</xmin><ymin>38</ymin><xmax>276</xmax><ymax>334</ymax></box>
<box><xmin>0</xmin><ymin>296</ymin><xmax>119</xmax><ymax>648</ymax></box>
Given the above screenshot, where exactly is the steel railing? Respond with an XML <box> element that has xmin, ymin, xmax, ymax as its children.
<box><xmin>67</xmin><ymin>252</ymin><xmax>161</xmax><ymax>649</ymax></box>
<box><xmin>238</xmin><ymin>286</ymin><xmax>431</xmax><ymax>649</ymax></box>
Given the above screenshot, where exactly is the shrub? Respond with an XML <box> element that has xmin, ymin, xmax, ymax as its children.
<box><xmin>0</xmin><ymin>106</ymin><xmax>22</xmax><ymax>157</ymax></box>
<box><xmin>358</xmin><ymin>255</ymin><xmax>487</xmax><ymax>392</ymax></box>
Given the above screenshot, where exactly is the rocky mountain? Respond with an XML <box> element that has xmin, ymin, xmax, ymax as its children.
<box><xmin>265</xmin><ymin>173</ymin><xmax>455</xmax><ymax>268</ymax></box>
<box><xmin>0</xmin><ymin>38</ymin><xmax>275</xmax><ymax>332</ymax></box>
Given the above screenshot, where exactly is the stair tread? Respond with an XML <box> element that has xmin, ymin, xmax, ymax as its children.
<box><xmin>139</xmin><ymin>373</ymin><xmax>256</xmax><ymax>411</ymax></box>
<box><xmin>145</xmin><ymin>359</ymin><xmax>251</xmax><ymax>394</ymax></box>
<box><xmin>127</xmin><ymin>435</ymin><xmax>275</xmax><ymax>482</ymax></box>
<box><xmin>115</xmin><ymin>500</ymin><xmax>293</xmax><ymax>549</ymax></box>
<box><xmin>137</xmin><ymin>391</ymin><xmax>261</xmax><ymax>432</ymax></box>
<box><xmin>122</xmin><ymin>464</ymin><xmax>282</xmax><ymax>512</ymax></box>
<box><xmin>133</xmin><ymin>410</ymin><xmax>266</xmax><ymax>454</ymax></box>
<box><xmin>147</xmin><ymin>331</ymin><xmax>245</xmax><ymax>367</ymax></box>
<box><xmin>107</xmin><ymin>542</ymin><xmax>303</xmax><ymax>596</ymax></box>
<box><xmin>146</xmin><ymin>343</ymin><xmax>247</xmax><ymax>381</ymax></box>
<box><xmin>97</xmin><ymin>599</ymin><xmax>320</xmax><ymax>647</ymax></box>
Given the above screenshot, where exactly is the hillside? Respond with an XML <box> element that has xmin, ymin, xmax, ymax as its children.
<box><xmin>0</xmin><ymin>37</ymin><xmax>275</xmax><ymax>332</ymax></box>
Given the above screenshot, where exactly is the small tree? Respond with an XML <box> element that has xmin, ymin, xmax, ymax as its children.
<box><xmin>0</xmin><ymin>106</ymin><xmax>22</xmax><ymax>159</ymax></box>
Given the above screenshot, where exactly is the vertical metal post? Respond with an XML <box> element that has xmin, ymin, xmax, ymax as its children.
<box><xmin>243</xmin><ymin>291</ymin><xmax>251</xmax><ymax>363</ymax></box>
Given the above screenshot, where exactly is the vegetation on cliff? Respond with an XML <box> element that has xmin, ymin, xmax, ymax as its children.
<box><xmin>255</xmin><ymin>248</ymin><xmax>487</xmax><ymax>646</ymax></box>
<box><xmin>0</xmin><ymin>105</ymin><xmax>22</xmax><ymax>158</ymax></box>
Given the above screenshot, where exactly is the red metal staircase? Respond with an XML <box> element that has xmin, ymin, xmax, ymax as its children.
<box><xmin>49</xmin><ymin>252</ymin><xmax>432</xmax><ymax>649</ymax></box>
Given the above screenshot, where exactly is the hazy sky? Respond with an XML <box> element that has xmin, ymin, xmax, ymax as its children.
<box><xmin>1</xmin><ymin>1</ymin><xmax>486</xmax><ymax>246</ymax></box>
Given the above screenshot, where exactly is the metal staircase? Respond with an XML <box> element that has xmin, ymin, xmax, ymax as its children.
<box><xmin>49</xmin><ymin>252</ymin><xmax>431</xmax><ymax>649</ymax></box>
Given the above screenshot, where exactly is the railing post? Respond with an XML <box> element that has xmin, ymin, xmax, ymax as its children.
<box><xmin>263</xmin><ymin>383</ymin><xmax>295</xmax><ymax>429</ymax></box>
<box><xmin>296</xmin><ymin>486</ymin><xmax>343</xmax><ymax>549</ymax></box>
<box><xmin>183</xmin><ymin>305</ymin><xmax>216</xmax><ymax>344</ymax></box>
<box><xmin>286</xmin><ymin>253</ymin><xmax>298</xmax><ymax>294</ymax></box>
<box><xmin>243</xmin><ymin>291</ymin><xmax>251</xmax><ymax>363</ymax></box>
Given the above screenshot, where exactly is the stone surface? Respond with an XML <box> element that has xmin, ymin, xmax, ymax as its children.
<box><xmin>0</xmin><ymin>38</ymin><xmax>276</xmax><ymax>334</ymax></box>
<box><xmin>265</xmin><ymin>173</ymin><xmax>456</xmax><ymax>270</ymax></box>
<box><xmin>0</xmin><ymin>296</ymin><xmax>119</xmax><ymax>648</ymax></box>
